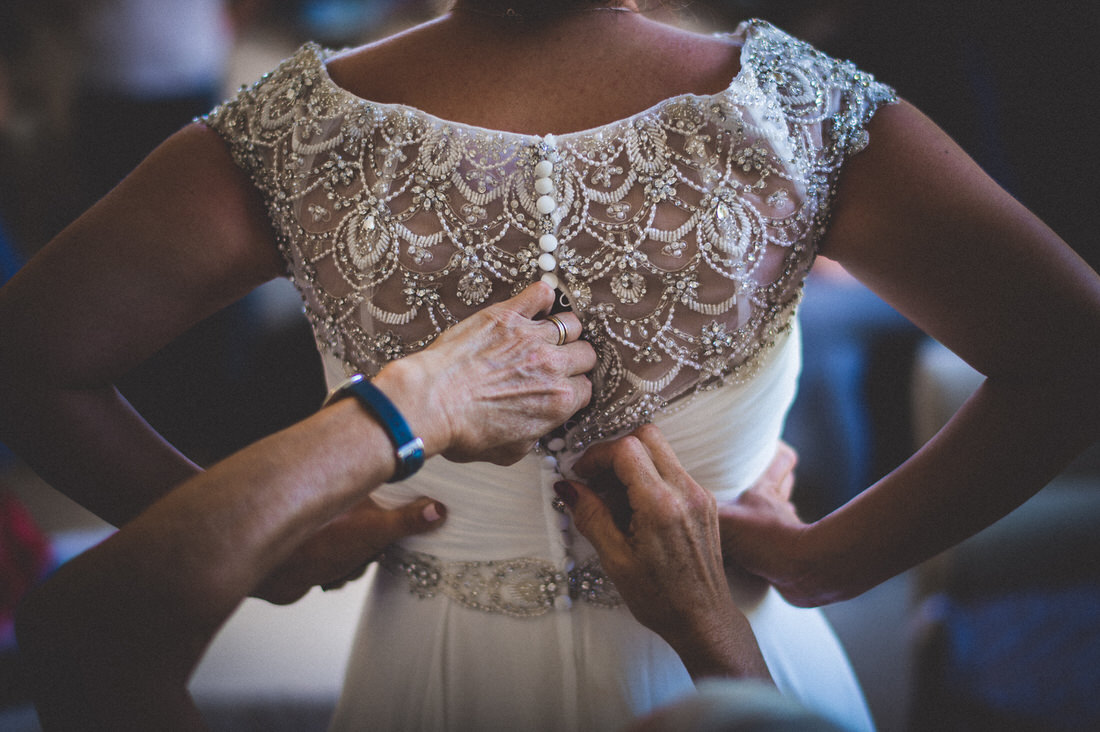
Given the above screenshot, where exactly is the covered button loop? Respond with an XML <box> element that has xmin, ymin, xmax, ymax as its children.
<box><xmin>533</xmin><ymin>137</ymin><xmax>561</xmax><ymax>292</ymax></box>
<box><xmin>531</xmin><ymin>136</ymin><xmax>576</xmax><ymax>520</ymax></box>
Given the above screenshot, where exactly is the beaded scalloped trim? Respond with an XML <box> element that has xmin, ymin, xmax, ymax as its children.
<box><xmin>204</xmin><ymin>19</ymin><xmax>895</xmax><ymax>456</ymax></box>
<box><xmin>378</xmin><ymin>545</ymin><xmax>623</xmax><ymax>617</ymax></box>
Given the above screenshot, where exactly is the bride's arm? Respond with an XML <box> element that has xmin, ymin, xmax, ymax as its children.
<box><xmin>723</xmin><ymin>100</ymin><xmax>1100</xmax><ymax>606</ymax></box>
<box><xmin>0</xmin><ymin>122</ymin><xmax>283</xmax><ymax>525</ymax></box>
<box><xmin>0</xmin><ymin>118</ymin><xmax>595</xmax><ymax>600</ymax></box>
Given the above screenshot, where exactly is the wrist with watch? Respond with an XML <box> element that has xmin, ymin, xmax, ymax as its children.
<box><xmin>322</xmin><ymin>374</ymin><xmax>425</xmax><ymax>482</ymax></box>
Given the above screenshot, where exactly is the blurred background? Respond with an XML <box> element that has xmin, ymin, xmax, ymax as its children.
<box><xmin>2</xmin><ymin>1</ymin><xmax>1097</xmax><ymax>730</ymax></box>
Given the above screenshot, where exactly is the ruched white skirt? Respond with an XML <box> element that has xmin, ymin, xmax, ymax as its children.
<box><xmin>327</xmin><ymin>323</ymin><xmax>874</xmax><ymax>731</ymax></box>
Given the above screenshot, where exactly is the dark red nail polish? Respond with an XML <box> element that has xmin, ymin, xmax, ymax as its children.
<box><xmin>553</xmin><ymin>481</ymin><xmax>577</xmax><ymax>507</ymax></box>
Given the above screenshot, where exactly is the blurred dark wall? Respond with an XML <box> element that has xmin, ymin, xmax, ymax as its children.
<box><xmin>696</xmin><ymin>0</ymin><xmax>1098</xmax><ymax>271</ymax></box>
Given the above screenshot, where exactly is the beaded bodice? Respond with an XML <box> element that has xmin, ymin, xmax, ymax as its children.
<box><xmin>204</xmin><ymin>19</ymin><xmax>895</xmax><ymax>453</ymax></box>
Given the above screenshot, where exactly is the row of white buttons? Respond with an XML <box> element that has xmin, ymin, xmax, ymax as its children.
<box><xmin>534</xmin><ymin>139</ymin><xmax>574</xmax><ymax>587</ymax></box>
<box><xmin>534</xmin><ymin>153</ymin><xmax>561</xmax><ymax>291</ymax></box>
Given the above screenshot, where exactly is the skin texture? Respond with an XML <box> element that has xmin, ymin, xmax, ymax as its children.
<box><xmin>16</xmin><ymin>283</ymin><xmax>596</xmax><ymax>730</ymax></box>
<box><xmin>564</xmin><ymin>424</ymin><xmax>773</xmax><ymax>682</ymax></box>
<box><xmin>17</xmin><ymin>420</ymin><xmax>791</xmax><ymax>730</ymax></box>
<box><xmin>719</xmin><ymin>100</ymin><xmax>1100</xmax><ymax>605</ymax></box>
<box><xmin>1</xmin><ymin>0</ymin><xmax>1098</xmax><ymax>638</ymax></box>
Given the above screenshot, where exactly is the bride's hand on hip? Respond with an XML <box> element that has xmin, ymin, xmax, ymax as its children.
<box><xmin>716</xmin><ymin>442</ymin><xmax>821</xmax><ymax>607</ymax></box>
<box><xmin>377</xmin><ymin>282</ymin><xmax>596</xmax><ymax>465</ymax></box>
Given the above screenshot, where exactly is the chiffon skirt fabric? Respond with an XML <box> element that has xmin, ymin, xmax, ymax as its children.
<box><xmin>328</xmin><ymin>323</ymin><xmax>875</xmax><ymax>731</ymax></box>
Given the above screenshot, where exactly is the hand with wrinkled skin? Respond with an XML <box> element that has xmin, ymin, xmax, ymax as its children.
<box><xmin>561</xmin><ymin>424</ymin><xmax>772</xmax><ymax>682</ymax></box>
<box><xmin>255</xmin><ymin>281</ymin><xmax>594</xmax><ymax>601</ymax></box>
<box><xmin>715</xmin><ymin>442</ymin><xmax>818</xmax><ymax>606</ymax></box>
<box><xmin>382</xmin><ymin>281</ymin><xmax>595</xmax><ymax>466</ymax></box>
<box><xmin>15</xmin><ymin>283</ymin><xmax>592</xmax><ymax>728</ymax></box>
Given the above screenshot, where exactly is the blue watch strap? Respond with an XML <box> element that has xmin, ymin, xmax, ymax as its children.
<box><xmin>323</xmin><ymin>374</ymin><xmax>425</xmax><ymax>482</ymax></box>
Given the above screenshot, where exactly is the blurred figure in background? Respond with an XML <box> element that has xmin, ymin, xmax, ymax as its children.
<box><xmin>64</xmin><ymin>0</ymin><xmax>336</xmax><ymax>466</ymax></box>
<box><xmin>0</xmin><ymin>1</ymin><xmax>83</xmax><ymax>253</ymax></box>
<box><xmin>781</xmin><ymin>257</ymin><xmax>919</xmax><ymax>517</ymax></box>
<box><xmin>72</xmin><ymin>0</ymin><xmax>236</xmax><ymax>207</ymax></box>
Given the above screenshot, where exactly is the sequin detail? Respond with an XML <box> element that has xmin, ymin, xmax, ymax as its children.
<box><xmin>378</xmin><ymin>546</ymin><xmax>622</xmax><ymax>617</ymax></box>
<box><xmin>203</xmin><ymin>19</ymin><xmax>895</xmax><ymax>455</ymax></box>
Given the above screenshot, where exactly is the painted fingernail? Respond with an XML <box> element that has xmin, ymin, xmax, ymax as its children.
<box><xmin>553</xmin><ymin>481</ymin><xmax>577</xmax><ymax>508</ymax></box>
<box><xmin>422</xmin><ymin>502</ymin><xmax>444</xmax><ymax>523</ymax></box>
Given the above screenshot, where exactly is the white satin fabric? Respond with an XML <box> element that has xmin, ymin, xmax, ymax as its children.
<box><xmin>328</xmin><ymin>323</ymin><xmax>875</xmax><ymax>731</ymax></box>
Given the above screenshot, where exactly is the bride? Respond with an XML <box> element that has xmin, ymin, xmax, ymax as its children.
<box><xmin>1</xmin><ymin>1</ymin><xmax>1097</xmax><ymax>729</ymax></box>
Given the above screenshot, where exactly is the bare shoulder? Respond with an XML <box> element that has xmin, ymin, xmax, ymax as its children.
<box><xmin>628</xmin><ymin>15</ymin><xmax>745</xmax><ymax>90</ymax></box>
<box><xmin>822</xmin><ymin>99</ymin><xmax>1022</xmax><ymax>262</ymax></box>
<box><xmin>322</xmin><ymin>16</ymin><xmax>457</xmax><ymax>102</ymax></box>
<box><xmin>126</xmin><ymin>122</ymin><xmax>283</xmax><ymax>283</ymax></box>
<box><xmin>323</xmin><ymin>13</ymin><xmax>745</xmax><ymax>132</ymax></box>
<box><xmin>821</xmin><ymin>98</ymin><xmax>1099</xmax><ymax>376</ymax></box>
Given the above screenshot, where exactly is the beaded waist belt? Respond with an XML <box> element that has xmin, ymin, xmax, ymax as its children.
<box><xmin>378</xmin><ymin>545</ymin><xmax>623</xmax><ymax>618</ymax></box>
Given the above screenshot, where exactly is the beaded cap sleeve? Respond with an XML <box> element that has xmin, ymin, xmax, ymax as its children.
<box><xmin>203</xmin><ymin>19</ymin><xmax>896</xmax><ymax>453</ymax></box>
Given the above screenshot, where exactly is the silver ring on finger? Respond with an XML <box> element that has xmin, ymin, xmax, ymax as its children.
<box><xmin>547</xmin><ymin>314</ymin><xmax>569</xmax><ymax>346</ymax></box>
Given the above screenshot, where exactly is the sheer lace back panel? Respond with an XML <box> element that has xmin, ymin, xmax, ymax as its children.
<box><xmin>204</xmin><ymin>19</ymin><xmax>895</xmax><ymax>454</ymax></box>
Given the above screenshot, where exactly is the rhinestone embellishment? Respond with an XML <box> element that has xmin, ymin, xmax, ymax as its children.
<box><xmin>203</xmin><ymin>19</ymin><xmax>896</xmax><ymax>456</ymax></box>
<box><xmin>379</xmin><ymin>546</ymin><xmax>623</xmax><ymax>618</ymax></box>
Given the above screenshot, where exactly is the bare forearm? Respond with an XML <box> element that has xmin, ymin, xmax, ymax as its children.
<box><xmin>0</xmin><ymin>121</ymin><xmax>285</xmax><ymax>526</ymax></box>
<box><xmin>798</xmin><ymin>100</ymin><xmax>1100</xmax><ymax>603</ymax></box>
<box><xmin>18</xmin><ymin>355</ymin><xmax>434</xmax><ymax>669</ymax></box>
<box><xmin>100</xmin><ymin>394</ymin><xmax>400</xmax><ymax>626</ymax></box>
<box><xmin>16</xmin><ymin>282</ymin><xmax>595</xmax><ymax>727</ymax></box>
<box><xmin>665</xmin><ymin>610</ymin><xmax>772</xmax><ymax>683</ymax></box>
<box><xmin>0</xmin><ymin>382</ymin><xmax>201</xmax><ymax>526</ymax></box>
<box><xmin>798</xmin><ymin>373</ymin><xmax>1099</xmax><ymax>604</ymax></box>
<box><xmin>17</xmin><ymin>393</ymin><xmax>400</xmax><ymax>730</ymax></box>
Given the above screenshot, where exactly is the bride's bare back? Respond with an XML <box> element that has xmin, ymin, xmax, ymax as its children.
<box><xmin>325</xmin><ymin>11</ymin><xmax>742</xmax><ymax>135</ymax></box>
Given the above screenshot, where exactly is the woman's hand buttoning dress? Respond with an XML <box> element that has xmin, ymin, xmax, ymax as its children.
<box><xmin>197</xmin><ymin>8</ymin><xmax>892</xmax><ymax>728</ymax></box>
<box><xmin>1</xmin><ymin>0</ymin><xmax>1097</xmax><ymax>730</ymax></box>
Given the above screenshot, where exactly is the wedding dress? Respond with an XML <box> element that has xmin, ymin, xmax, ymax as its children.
<box><xmin>204</xmin><ymin>19</ymin><xmax>895</xmax><ymax>731</ymax></box>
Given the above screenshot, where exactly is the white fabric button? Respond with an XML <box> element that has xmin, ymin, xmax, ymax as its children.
<box><xmin>560</xmin><ymin>557</ymin><xmax>576</xmax><ymax>573</ymax></box>
<box><xmin>538</xmin><ymin>252</ymin><xmax>556</xmax><ymax>271</ymax></box>
<box><xmin>536</xmin><ymin>195</ymin><xmax>556</xmax><ymax>214</ymax></box>
<box><xmin>541</xmin><ymin>455</ymin><xmax>558</xmax><ymax>471</ymax></box>
<box><xmin>547</xmin><ymin>437</ymin><xmax>566</xmax><ymax>451</ymax></box>
<box><xmin>534</xmin><ymin>177</ymin><xmax>554</xmax><ymax>195</ymax></box>
<box><xmin>534</xmin><ymin>160</ymin><xmax>553</xmax><ymax>178</ymax></box>
<box><xmin>540</xmin><ymin>271</ymin><xmax>559</xmax><ymax>289</ymax></box>
<box><xmin>554</xmin><ymin>595</ymin><xmax>573</xmax><ymax>610</ymax></box>
<box><xmin>539</xmin><ymin>234</ymin><xmax>559</xmax><ymax>252</ymax></box>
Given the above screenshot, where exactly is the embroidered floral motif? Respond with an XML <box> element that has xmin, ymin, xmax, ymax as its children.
<box><xmin>767</xmin><ymin>188</ymin><xmax>790</xmax><ymax>209</ymax></box>
<box><xmin>457</xmin><ymin>270</ymin><xmax>492</xmax><ymax>306</ymax></box>
<box><xmin>204</xmin><ymin>19</ymin><xmax>896</xmax><ymax>455</ymax></box>
<box><xmin>699</xmin><ymin>320</ymin><xmax>735</xmax><ymax>357</ymax></box>
<box><xmin>610</xmin><ymin>271</ymin><xmax>647</xmax><ymax>304</ymax></box>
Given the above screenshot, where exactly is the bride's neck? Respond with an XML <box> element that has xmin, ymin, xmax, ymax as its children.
<box><xmin>449</xmin><ymin>0</ymin><xmax>641</xmax><ymax>20</ymax></box>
